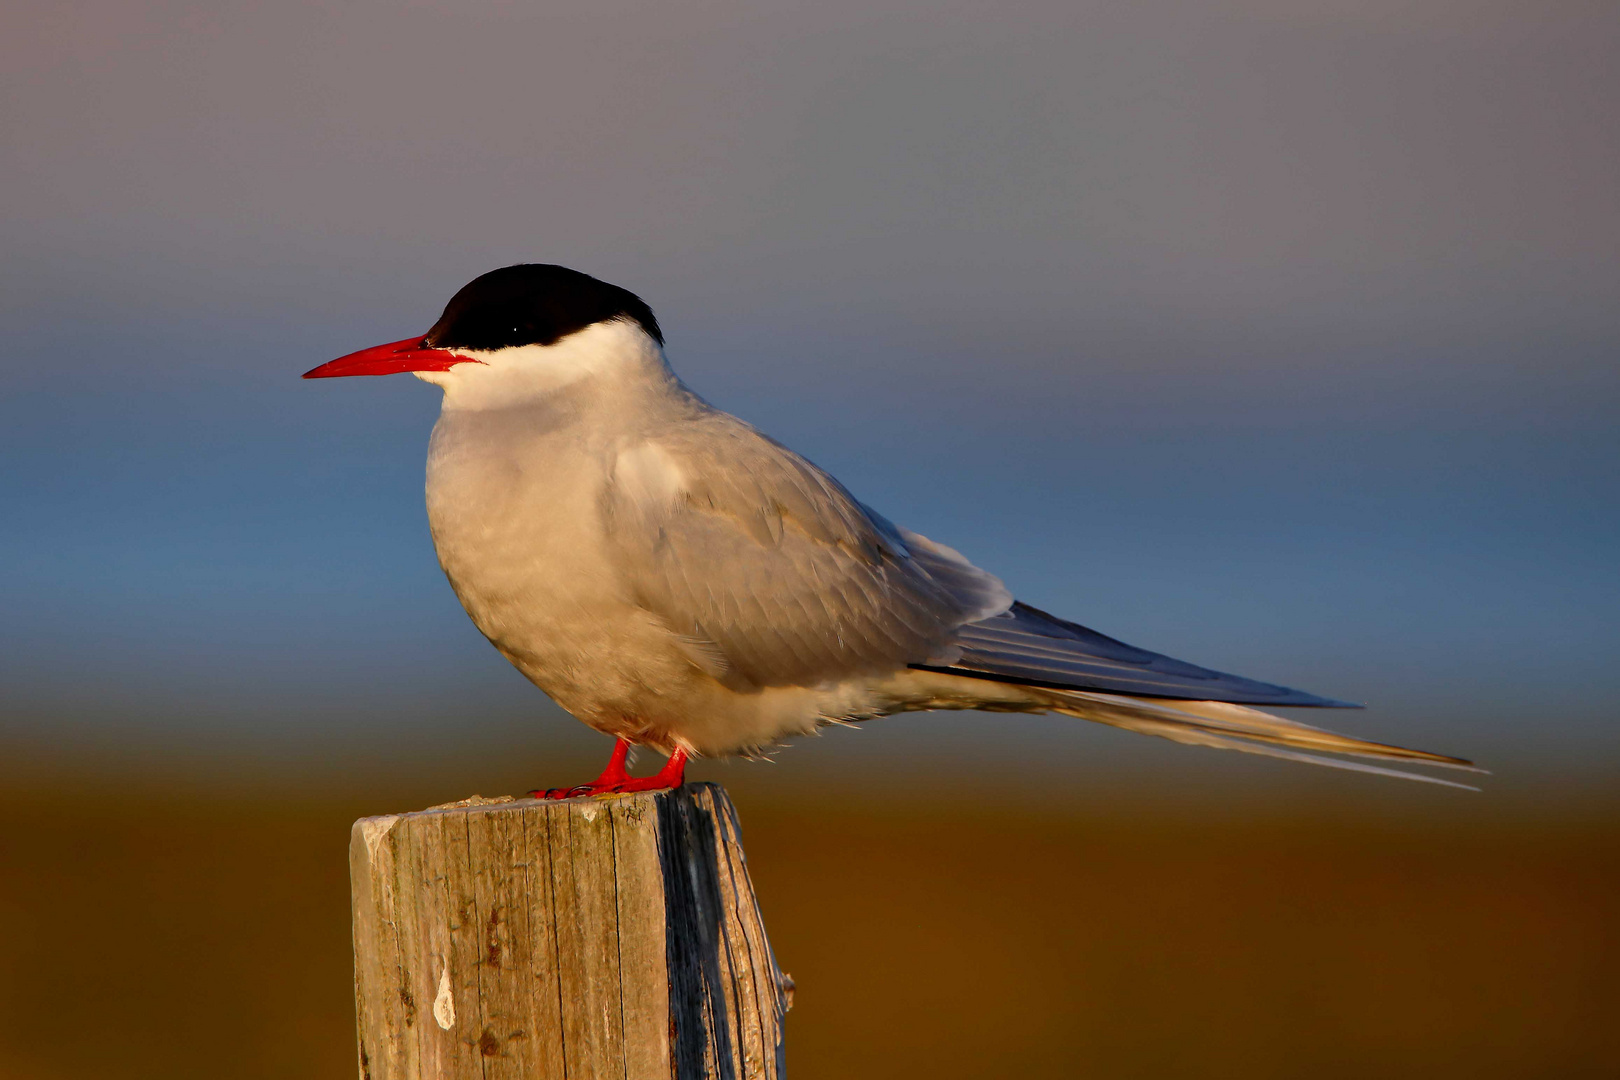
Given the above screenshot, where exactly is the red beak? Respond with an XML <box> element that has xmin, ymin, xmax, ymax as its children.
<box><xmin>302</xmin><ymin>337</ymin><xmax>480</xmax><ymax>379</ymax></box>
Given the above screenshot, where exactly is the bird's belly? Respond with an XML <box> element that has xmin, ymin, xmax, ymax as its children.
<box><xmin>424</xmin><ymin>421</ymin><xmax>699</xmax><ymax>738</ymax></box>
<box><xmin>428</xmin><ymin>484</ymin><xmax>1035</xmax><ymax>753</ymax></box>
<box><xmin>420</xmin><ymin>412</ymin><xmax>1034</xmax><ymax>757</ymax></box>
<box><xmin>423</xmin><ymin>461</ymin><xmax>898</xmax><ymax>753</ymax></box>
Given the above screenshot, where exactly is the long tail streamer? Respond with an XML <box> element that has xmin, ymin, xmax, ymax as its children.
<box><xmin>1034</xmin><ymin>689</ymin><xmax>1486</xmax><ymax>789</ymax></box>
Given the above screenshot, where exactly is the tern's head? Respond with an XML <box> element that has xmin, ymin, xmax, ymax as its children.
<box><xmin>304</xmin><ymin>264</ymin><xmax>666</xmax><ymax>405</ymax></box>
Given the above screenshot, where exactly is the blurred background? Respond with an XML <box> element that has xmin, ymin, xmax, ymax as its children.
<box><xmin>2</xmin><ymin>1</ymin><xmax>1616</xmax><ymax>1076</ymax></box>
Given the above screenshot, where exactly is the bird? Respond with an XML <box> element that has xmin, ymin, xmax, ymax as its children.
<box><xmin>305</xmin><ymin>264</ymin><xmax>1480</xmax><ymax>795</ymax></box>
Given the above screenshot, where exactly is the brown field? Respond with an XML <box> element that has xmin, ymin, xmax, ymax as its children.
<box><xmin>0</xmin><ymin>782</ymin><xmax>1614</xmax><ymax>1079</ymax></box>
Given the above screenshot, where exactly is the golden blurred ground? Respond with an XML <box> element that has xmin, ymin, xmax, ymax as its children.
<box><xmin>0</xmin><ymin>786</ymin><xmax>1613</xmax><ymax>1079</ymax></box>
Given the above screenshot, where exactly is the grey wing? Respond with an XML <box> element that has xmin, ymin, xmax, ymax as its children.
<box><xmin>913</xmin><ymin>601</ymin><xmax>1358</xmax><ymax>707</ymax></box>
<box><xmin>603</xmin><ymin>413</ymin><xmax>1012</xmax><ymax>689</ymax></box>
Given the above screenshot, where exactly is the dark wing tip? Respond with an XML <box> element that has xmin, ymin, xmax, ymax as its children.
<box><xmin>930</xmin><ymin>600</ymin><xmax>1365</xmax><ymax>709</ymax></box>
<box><xmin>909</xmin><ymin>662</ymin><xmax>1360</xmax><ymax>707</ymax></box>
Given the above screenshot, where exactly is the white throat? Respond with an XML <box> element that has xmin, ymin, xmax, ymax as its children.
<box><xmin>414</xmin><ymin>318</ymin><xmax>671</xmax><ymax>411</ymax></box>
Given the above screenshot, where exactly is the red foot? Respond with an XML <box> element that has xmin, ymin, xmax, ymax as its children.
<box><xmin>530</xmin><ymin>740</ymin><xmax>688</xmax><ymax>800</ymax></box>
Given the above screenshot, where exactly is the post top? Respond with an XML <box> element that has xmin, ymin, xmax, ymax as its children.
<box><xmin>350</xmin><ymin>782</ymin><xmax>731</xmax><ymax>835</ymax></box>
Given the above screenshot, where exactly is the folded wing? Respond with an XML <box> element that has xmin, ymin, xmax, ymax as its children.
<box><xmin>914</xmin><ymin>601</ymin><xmax>1354</xmax><ymax>706</ymax></box>
<box><xmin>604</xmin><ymin>408</ymin><xmax>1478</xmax><ymax>782</ymax></box>
<box><xmin>602</xmin><ymin>410</ymin><xmax>1011</xmax><ymax>689</ymax></box>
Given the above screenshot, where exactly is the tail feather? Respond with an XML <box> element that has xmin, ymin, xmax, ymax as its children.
<box><xmin>1034</xmin><ymin>688</ymin><xmax>1484</xmax><ymax>789</ymax></box>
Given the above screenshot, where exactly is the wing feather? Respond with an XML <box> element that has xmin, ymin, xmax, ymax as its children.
<box><xmin>603</xmin><ymin>412</ymin><xmax>1012</xmax><ymax>688</ymax></box>
<box><xmin>599</xmin><ymin>409</ymin><xmax>1476</xmax><ymax>779</ymax></box>
<box><xmin>1028</xmin><ymin>688</ymin><xmax>1482</xmax><ymax>782</ymax></box>
<box><xmin>916</xmin><ymin>602</ymin><xmax>1359</xmax><ymax>707</ymax></box>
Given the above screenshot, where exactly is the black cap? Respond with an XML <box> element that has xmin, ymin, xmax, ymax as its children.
<box><xmin>423</xmin><ymin>264</ymin><xmax>663</xmax><ymax>351</ymax></box>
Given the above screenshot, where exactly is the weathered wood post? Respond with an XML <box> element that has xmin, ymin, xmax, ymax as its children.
<box><xmin>349</xmin><ymin>783</ymin><xmax>791</xmax><ymax>1080</ymax></box>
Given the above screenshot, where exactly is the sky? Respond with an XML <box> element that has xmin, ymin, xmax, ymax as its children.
<box><xmin>2</xmin><ymin>0</ymin><xmax>1616</xmax><ymax>794</ymax></box>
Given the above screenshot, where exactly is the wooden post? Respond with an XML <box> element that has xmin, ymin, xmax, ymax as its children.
<box><xmin>349</xmin><ymin>783</ymin><xmax>791</xmax><ymax>1080</ymax></box>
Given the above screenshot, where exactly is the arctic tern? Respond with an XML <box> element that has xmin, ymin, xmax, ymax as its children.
<box><xmin>305</xmin><ymin>264</ymin><xmax>1478</xmax><ymax>795</ymax></box>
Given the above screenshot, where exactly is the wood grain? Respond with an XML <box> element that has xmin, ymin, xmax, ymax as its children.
<box><xmin>350</xmin><ymin>783</ymin><xmax>789</xmax><ymax>1080</ymax></box>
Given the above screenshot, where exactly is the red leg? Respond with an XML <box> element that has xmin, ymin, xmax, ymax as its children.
<box><xmin>530</xmin><ymin>741</ymin><xmax>687</xmax><ymax>799</ymax></box>
<box><xmin>594</xmin><ymin>737</ymin><xmax>633</xmax><ymax>786</ymax></box>
<box><xmin>606</xmin><ymin>747</ymin><xmax>688</xmax><ymax>793</ymax></box>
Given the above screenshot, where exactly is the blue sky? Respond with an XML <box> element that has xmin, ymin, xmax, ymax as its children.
<box><xmin>3</xmin><ymin>0</ymin><xmax>1616</xmax><ymax>793</ymax></box>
